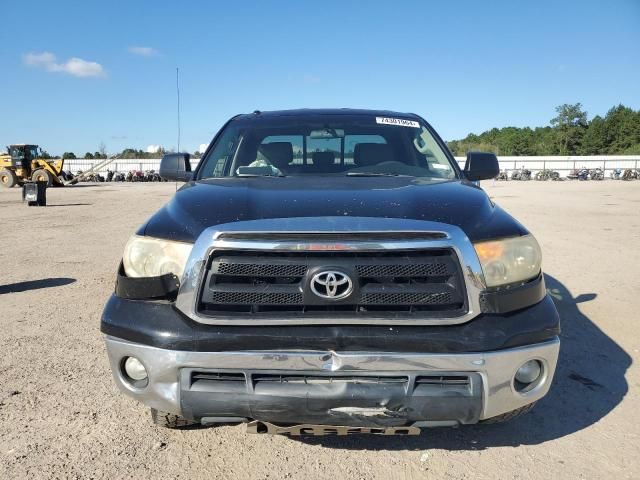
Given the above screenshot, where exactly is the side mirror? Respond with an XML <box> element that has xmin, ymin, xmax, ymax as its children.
<box><xmin>463</xmin><ymin>151</ymin><xmax>499</xmax><ymax>181</ymax></box>
<box><xmin>159</xmin><ymin>153</ymin><xmax>192</xmax><ymax>181</ymax></box>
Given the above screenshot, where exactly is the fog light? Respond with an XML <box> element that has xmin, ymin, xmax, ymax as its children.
<box><xmin>123</xmin><ymin>356</ymin><xmax>148</xmax><ymax>381</ymax></box>
<box><xmin>515</xmin><ymin>360</ymin><xmax>542</xmax><ymax>385</ymax></box>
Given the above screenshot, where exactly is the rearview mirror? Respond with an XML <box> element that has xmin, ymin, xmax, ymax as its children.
<box><xmin>309</xmin><ymin>128</ymin><xmax>344</xmax><ymax>139</ymax></box>
<box><xmin>159</xmin><ymin>153</ymin><xmax>192</xmax><ymax>181</ymax></box>
<box><xmin>463</xmin><ymin>151</ymin><xmax>499</xmax><ymax>181</ymax></box>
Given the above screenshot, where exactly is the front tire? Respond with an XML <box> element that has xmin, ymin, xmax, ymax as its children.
<box><xmin>150</xmin><ymin>408</ymin><xmax>198</xmax><ymax>429</ymax></box>
<box><xmin>31</xmin><ymin>169</ymin><xmax>54</xmax><ymax>186</ymax></box>
<box><xmin>480</xmin><ymin>401</ymin><xmax>537</xmax><ymax>424</ymax></box>
<box><xmin>0</xmin><ymin>169</ymin><xmax>18</xmax><ymax>188</ymax></box>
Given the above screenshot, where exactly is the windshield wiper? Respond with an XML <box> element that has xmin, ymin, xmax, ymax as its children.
<box><xmin>236</xmin><ymin>173</ymin><xmax>286</xmax><ymax>177</ymax></box>
<box><xmin>346</xmin><ymin>172</ymin><xmax>411</xmax><ymax>177</ymax></box>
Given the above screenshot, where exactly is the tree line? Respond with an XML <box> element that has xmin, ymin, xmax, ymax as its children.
<box><xmin>446</xmin><ymin>103</ymin><xmax>640</xmax><ymax>156</ymax></box>
<box><xmin>44</xmin><ymin>145</ymin><xmax>204</xmax><ymax>160</ymax></box>
<box><xmin>35</xmin><ymin>103</ymin><xmax>640</xmax><ymax>159</ymax></box>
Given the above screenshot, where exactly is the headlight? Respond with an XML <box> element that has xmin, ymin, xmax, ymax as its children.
<box><xmin>122</xmin><ymin>235</ymin><xmax>192</xmax><ymax>278</ymax></box>
<box><xmin>474</xmin><ymin>234</ymin><xmax>541</xmax><ymax>288</ymax></box>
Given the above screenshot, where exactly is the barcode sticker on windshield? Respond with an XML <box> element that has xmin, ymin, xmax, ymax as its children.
<box><xmin>376</xmin><ymin>117</ymin><xmax>420</xmax><ymax>128</ymax></box>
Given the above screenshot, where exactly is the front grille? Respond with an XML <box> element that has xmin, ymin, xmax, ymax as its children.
<box><xmin>251</xmin><ymin>374</ymin><xmax>410</xmax><ymax>386</ymax></box>
<box><xmin>188</xmin><ymin>371</ymin><xmax>471</xmax><ymax>390</ymax></box>
<box><xmin>198</xmin><ymin>249</ymin><xmax>467</xmax><ymax>319</ymax></box>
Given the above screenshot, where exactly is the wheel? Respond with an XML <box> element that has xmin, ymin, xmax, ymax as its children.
<box><xmin>31</xmin><ymin>169</ymin><xmax>53</xmax><ymax>186</ymax></box>
<box><xmin>150</xmin><ymin>408</ymin><xmax>198</xmax><ymax>429</ymax></box>
<box><xmin>480</xmin><ymin>401</ymin><xmax>537</xmax><ymax>424</ymax></box>
<box><xmin>0</xmin><ymin>169</ymin><xmax>18</xmax><ymax>188</ymax></box>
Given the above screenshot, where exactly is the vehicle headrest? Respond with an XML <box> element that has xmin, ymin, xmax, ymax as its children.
<box><xmin>353</xmin><ymin>143</ymin><xmax>394</xmax><ymax>167</ymax></box>
<box><xmin>312</xmin><ymin>151</ymin><xmax>335</xmax><ymax>168</ymax></box>
<box><xmin>259</xmin><ymin>142</ymin><xmax>293</xmax><ymax>169</ymax></box>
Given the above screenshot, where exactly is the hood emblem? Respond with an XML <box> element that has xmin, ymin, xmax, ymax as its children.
<box><xmin>310</xmin><ymin>271</ymin><xmax>353</xmax><ymax>300</ymax></box>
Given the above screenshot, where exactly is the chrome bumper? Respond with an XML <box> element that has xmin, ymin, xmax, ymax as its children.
<box><xmin>104</xmin><ymin>335</ymin><xmax>559</xmax><ymax>422</ymax></box>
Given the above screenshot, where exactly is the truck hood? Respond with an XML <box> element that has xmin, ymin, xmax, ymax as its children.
<box><xmin>142</xmin><ymin>177</ymin><xmax>527</xmax><ymax>243</ymax></box>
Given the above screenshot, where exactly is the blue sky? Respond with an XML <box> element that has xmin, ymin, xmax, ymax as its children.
<box><xmin>1</xmin><ymin>0</ymin><xmax>638</xmax><ymax>155</ymax></box>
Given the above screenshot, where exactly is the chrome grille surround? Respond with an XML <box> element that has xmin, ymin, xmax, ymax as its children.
<box><xmin>174</xmin><ymin>217</ymin><xmax>487</xmax><ymax>326</ymax></box>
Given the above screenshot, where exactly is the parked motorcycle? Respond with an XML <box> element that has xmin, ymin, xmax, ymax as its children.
<box><xmin>143</xmin><ymin>170</ymin><xmax>162</xmax><ymax>182</ymax></box>
<box><xmin>567</xmin><ymin>168</ymin><xmax>589</xmax><ymax>180</ymax></box>
<box><xmin>496</xmin><ymin>170</ymin><xmax>509</xmax><ymax>181</ymax></box>
<box><xmin>535</xmin><ymin>170</ymin><xmax>561</xmax><ymax>181</ymax></box>
<box><xmin>511</xmin><ymin>167</ymin><xmax>532</xmax><ymax>181</ymax></box>
<box><xmin>611</xmin><ymin>168</ymin><xmax>622</xmax><ymax>180</ymax></box>
<box><xmin>589</xmin><ymin>168</ymin><xmax>604</xmax><ymax>181</ymax></box>
<box><xmin>622</xmin><ymin>169</ymin><xmax>638</xmax><ymax>181</ymax></box>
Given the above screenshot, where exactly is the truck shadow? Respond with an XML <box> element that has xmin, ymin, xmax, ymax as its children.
<box><xmin>0</xmin><ymin>277</ymin><xmax>76</xmax><ymax>294</ymax></box>
<box><xmin>293</xmin><ymin>274</ymin><xmax>631</xmax><ymax>450</ymax></box>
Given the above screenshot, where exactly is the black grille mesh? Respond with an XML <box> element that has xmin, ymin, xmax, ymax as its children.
<box><xmin>217</xmin><ymin>263</ymin><xmax>307</xmax><ymax>277</ymax></box>
<box><xmin>357</xmin><ymin>263</ymin><xmax>449</xmax><ymax>277</ymax></box>
<box><xmin>210</xmin><ymin>291</ymin><xmax>304</xmax><ymax>305</ymax></box>
<box><xmin>360</xmin><ymin>292</ymin><xmax>453</xmax><ymax>305</ymax></box>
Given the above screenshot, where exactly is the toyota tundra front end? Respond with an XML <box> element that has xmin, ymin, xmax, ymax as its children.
<box><xmin>101</xmin><ymin>109</ymin><xmax>560</xmax><ymax>434</ymax></box>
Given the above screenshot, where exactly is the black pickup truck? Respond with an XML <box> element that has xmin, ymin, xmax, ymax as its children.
<box><xmin>101</xmin><ymin>109</ymin><xmax>560</xmax><ymax>435</ymax></box>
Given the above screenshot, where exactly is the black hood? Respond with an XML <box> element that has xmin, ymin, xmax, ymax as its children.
<box><xmin>142</xmin><ymin>177</ymin><xmax>527</xmax><ymax>243</ymax></box>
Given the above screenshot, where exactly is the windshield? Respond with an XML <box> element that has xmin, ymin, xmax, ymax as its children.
<box><xmin>197</xmin><ymin>114</ymin><xmax>458</xmax><ymax>181</ymax></box>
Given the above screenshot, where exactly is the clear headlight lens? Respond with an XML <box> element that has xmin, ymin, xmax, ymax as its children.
<box><xmin>122</xmin><ymin>235</ymin><xmax>192</xmax><ymax>278</ymax></box>
<box><xmin>474</xmin><ymin>235</ymin><xmax>542</xmax><ymax>288</ymax></box>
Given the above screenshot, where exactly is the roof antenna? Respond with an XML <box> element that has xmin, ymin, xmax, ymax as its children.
<box><xmin>175</xmin><ymin>67</ymin><xmax>181</xmax><ymax>192</ymax></box>
<box><xmin>176</xmin><ymin>67</ymin><xmax>181</xmax><ymax>152</ymax></box>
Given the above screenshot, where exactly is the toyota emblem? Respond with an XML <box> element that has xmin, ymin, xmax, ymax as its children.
<box><xmin>310</xmin><ymin>271</ymin><xmax>353</xmax><ymax>300</ymax></box>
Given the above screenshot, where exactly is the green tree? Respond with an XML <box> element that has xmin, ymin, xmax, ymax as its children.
<box><xmin>580</xmin><ymin>115</ymin><xmax>606</xmax><ymax>154</ymax></box>
<box><xmin>550</xmin><ymin>103</ymin><xmax>588</xmax><ymax>155</ymax></box>
<box><xmin>446</xmin><ymin>103</ymin><xmax>640</xmax><ymax>156</ymax></box>
<box><xmin>62</xmin><ymin>152</ymin><xmax>77</xmax><ymax>159</ymax></box>
<box><xmin>84</xmin><ymin>152</ymin><xmax>94</xmax><ymax>159</ymax></box>
<box><xmin>600</xmin><ymin>105</ymin><xmax>640</xmax><ymax>154</ymax></box>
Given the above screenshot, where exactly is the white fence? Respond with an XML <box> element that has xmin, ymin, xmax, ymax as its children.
<box><xmin>62</xmin><ymin>156</ymin><xmax>640</xmax><ymax>177</ymax></box>
<box><xmin>454</xmin><ymin>155</ymin><xmax>640</xmax><ymax>176</ymax></box>
<box><xmin>62</xmin><ymin>158</ymin><xmax>199</xmax><ymax>174</ymax></box>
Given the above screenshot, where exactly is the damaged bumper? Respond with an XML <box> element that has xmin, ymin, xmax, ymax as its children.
<box><xmin>104</xmin><ymin>335</ymin><xmax>560</xmax><ymax>426</ymax></box>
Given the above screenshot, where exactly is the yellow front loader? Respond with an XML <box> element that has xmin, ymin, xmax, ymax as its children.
<box><xmin>0</xmin><ymin>144</ymin><xmax>65</xmax><ymax>188</ymax></box>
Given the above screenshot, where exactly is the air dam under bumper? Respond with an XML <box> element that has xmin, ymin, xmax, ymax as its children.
<box><xmin>104</xmin><ymin>336</ymin><xmax>559</xmax><ymax>426</ymax></box>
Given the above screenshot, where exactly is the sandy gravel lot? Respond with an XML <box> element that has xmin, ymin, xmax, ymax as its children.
<box><xmin>1</xmin><ymin>181</ymin><xmax>639</xmax><ymax>479</ymax></box>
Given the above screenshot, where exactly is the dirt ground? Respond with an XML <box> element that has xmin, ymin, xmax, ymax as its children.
<box><xmin>0</xmin><ymin>180</ymin><xmax>638</xmax><ymax>479</ymax></box>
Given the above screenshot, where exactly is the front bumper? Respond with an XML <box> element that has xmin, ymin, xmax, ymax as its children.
<box><xmin>104</xmin><ymin>335</ymin><xmax>559</xmax><ymax>426</ymax></box>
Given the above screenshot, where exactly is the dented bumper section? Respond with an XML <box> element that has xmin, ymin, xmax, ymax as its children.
<box><xmin>104</xmin><ymin>335</ymin><xmax>560</xmax><ymax>426</ymax></box>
